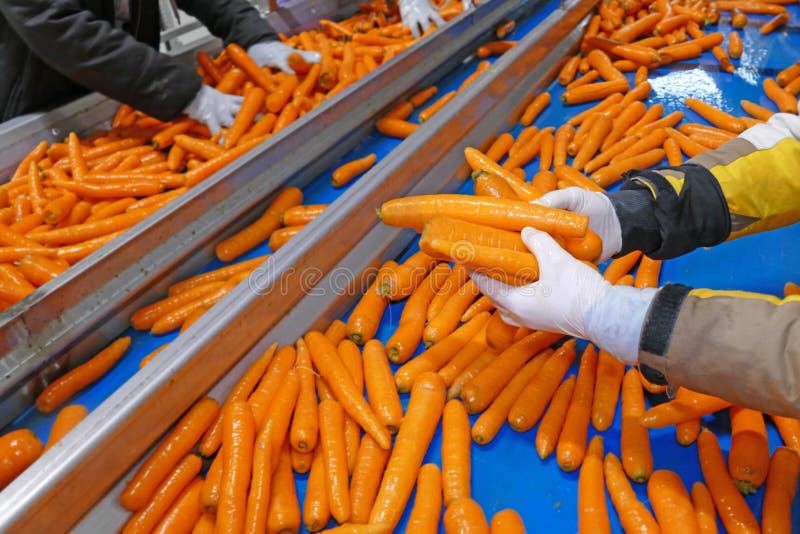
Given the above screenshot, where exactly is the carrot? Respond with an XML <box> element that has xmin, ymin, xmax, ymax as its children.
<box><xmin>122</xmin><ymin>455</ymin><xmax>203</xmax><ymax>534</ymax></box>
<box><xmin>15</xmin><ymin>255</ymin><xmax>67</xmax><ymax>286</ymax></box>
<box><xmin>591</xmin><ymin>148</ymin><xmax>666</xmax><ymax>188</ymax></box>
<box><xmin>728</xmin><ymin>407</ymin><xmax>770</xmax><ymax>494</ymax></box>
<box><xmin>764</xmin><ymin>78</ymin><xmax>798</xmax><ymax>114</ymax></box>
<box><xmin>131</xmin><ymin>281</ymin><xmax>225</xmax><ymax>331</ymax></box>
<box><xmin>662</xmin><ymin>136</ymin><xmax>683</xmax><ymax>166</ymax></box>
<box><xmin>443</xmin><ymin>498</ymin><xmax>490</xmax><ymax>534</ymax></box>
<box><xmin>380</xmin><ymin>194</ymin><xmax>586</xmax><ymax>236</ymax></box>
<box><xmin>152</xmin><ymin>477</ymin><xmax>203</xmax><ymax>534</ymax></box>
<box><xmin>485</xmin><ymin>311</ymin><xmax>517</xmax><ymax>353</ymax></box>
<box><xmin>587</xmin><ymin>49</ymin><xmax>626</xmax><ymax>81</ymax></box>
<box><xmin>604</xmin><ymin>452</ymin><xmax>660</xmax><ymax>533</ymax></box>
<box><xmin>380</xmin><ymin>251</ymin><xmax>437</xmax><ymax>300</ymax></box>
<box><xmin>563</xmin><ymin>79</ymin><xmax>629</xmax><ymax>105</ymax></box>
<box><xmin>215</xmin><ymin>187</ymin><xmax>302</xmax><ymax>262</ymax></box>
<box><xmin>348</xmin><ymin>435</ymin><xmax>390</xmax><ymax>525</ymax></box>
<box><xmin>258</xmin><ymin>368</ymin><xmax>300</xmax><ymax>472</ymax></box>
<box><xmin>291</xmin><ymin>448</ymin><xmax>313</xmax><ymax>475</ymax></box>
<box><xmin>301</xmin><ymin>448</ymin><xmax>329</xmax><ymax>532</ymax></box>
<box><xmin>286</xmin><ymin>344</ymin><xmax>316</xmax><ymax>453</ymax></box>
<box><xmin>428</xmin><ymin>263</ymin><xmax>468</xmax><ymax>321</ymax></box>
<box><xmin>740</xmin><ymin>100</ymin><xmax>773</xmax><ymax>122</ymax></box>
<box><xmin>460</xmin><ymin>331</ymin><xmax>564</xmax><ymax>413</ymax></box>
<box><xmin>193</xmin><ymin>513</ymin><xmax>216</xmax><ymax>534</ymax></box>
<box><xmin>520</xmin><ymin>92</ymin><xmax>551</xmax><ymax>126</ymax></box>
<box><xmin>419</xmin><ymin>91</ymin><xmax>457</xmax><ymax>122</ymax></box>
<box><xmin>761</xmin><ymin>12</ymin><xmax>789</xmax><ymax>34</ymax></box>
<box><xmin>363</xmin><ymin>339</ymin><xmax>404</xmax><ymax>434</ymax></box>
<box><xmin>559</xmin><ymin>56</ymin><xmax>582</xmax><ymax>85</ymax></box>
<box><xmin>331</xmin><ymin>153</ymin><xmax>377</xmax><ymax>187</ymax></box>
<box><xmin>43</xmin><ymin>404</ymin><xmax>89</xmax><ymax>451</ymax></box>
<box><xmin>267</xmin><ymin>442</ymin><xmax>301</xmax><ymax>534</ymax></box>
<box><xmin>223</xmin><ymin>87</ymin><xmax>265</xmax><ymax>149</ymax></box>
<box><xmin>640</xmin><ymin>388</ymin><xmax>731</xmax><ymax>428</ymax></box>
<box><xmin>243</xmin><ymin>421</ymin><xmax>271</xmax><ymax>534</ymax></box>
<box><xmin>534</xmin><ymin>374</ymin><xmax>576</xmax><ymax>459</ymax></box>
<box><xmin>406</xmin><ymin>464</ymin><xmax>443</xmax><ymax>534</ymax></box>
<box><xmin>785</xmin><ymin>75</ymin><xmax>800</xmax><ymax>96</ymax></box>
<box><xmin>772</xmin><ymin>416</ymin><xmax>800</xmax><ymax>453</ymax></box>
<box><xmin>690</xmin><ymin>482</ymin><xmax>718</xmax><ymax>534</ymax></box>
<box><xmin>119</xmin><ymin>396</ymin><xmax>220</xmax><ymax>511</ymax></box>
<box><xmin>605</xmin><ymin>101</ymin><xmax>648</xmax><ymax>151</ymax></box>
<box><xmin>648</xmin><ymin>470</ymin><xmax>700</xmax><ymax>534</ymax></box>
<box><xmin>572</xmin><ymin>114</ymin><xmax>614</xmax><ymax>171</ymax></box>
<box><xmin>489</xmin><ymin>509</ymin><xmax>525</xmax><ymax>533</ymax></box>
<box><xmin>578</xmin><ymin>436</ymin><xmax>611</xmax><ymax>534</ymax></box>
<box><xmin>66</xmin><ymin>132</ymin><xmax>89</xmax><ymax>181</ymax></box>
<box><xmin>245</xmin><ymin>345</ymin><xmax>295</xmax><ymax>435</ymax></box>
<box><xmin>442</xmin><ymin>400</ymin><xmax>471</xmax><ymax>506</ymax></box>
<box><xmin>762</xmin><ymin>447</ymin><xmax>800</xmax><ymax>534</ymax></box>
<box><xmin>0</xmin><ymin>429</ymin><xmax>43</xmax><ymax>490</ymax></box>
<box><xmin>685</xmin><ymin>98</ymin><xmax>745</xmax><ymax>133</ymax></box>
<box><xmin>318</xmin><ymin>400</ymin><xmax>351</xmax><ymax>523</ymax></box>
<box><xmin>370</xmin><ymin>372</ymin><xmax>446</xmax><ymax>529</ymax></box>
<box><xmin>396</xmin><ymin>312</ymin><xmax>491</xmax><ymax>393</ymax></box>
<box><xmin>464</xmin><ymin>148</ymin><xmax>544</xmax><ymax>201</ymax></box>
<box><xmin>476</xmin><ymin>41</ymin><xmax>516</xmax><ymax>58</ymax></box>
<box><xmin>384</xmin><ymin>101</ymin><xmax>414</xmax><ymax>121</ymax></box>
<box><xmin>375</xmin><ymin>117</ymin><xmax>419</xmax><ymax>138</ymax></box>
<box><xmin>620</xmin><ymin>368</ymin><xmax>653</xmax><ymax>484</ymax></box>
<box><xmin>438</xmin><ymin>327</ymin><xmax>490</xmax><ymax>388</ymax></box>
<box><xmin>557</xmin><ymin>165</ymin><xmax>606</xmax><ymax>194</ymax></box>
<box><xmin>35</xmin><ymin>337</ymin><xmax>130</xmax><ymax>414</ymax></box>
<box><xmin>726</xmin><ymin>30</ymin><xmax>743</xmax><ymax>59</ymax></box>
<box><xmin>508</xmin><ymin>340</ymin><xmax>577</xmax><ymax>431</ymax></box>
<box><xmin>568</xmin><ymin>70</ymin><xmax>601</xmax><ymax>90</ymax></box>
<box><xmin>462</xmin><ymin>296</ymin><xmax>495</xmax><ymax>323</ymax></box>
<box><xmin>474</xmin><ymin>171</ymin><xmax>520</xmax><ymax>199</ymax></box>
<box><xmin>612</xmin><ymin>12</ymin><xmax>664</xmax><ymax>42</ymax></box>
<box><xmin>484</xmin><ymin>133</ymin><xmax>515</xmax><ymax>163</ymax></box>
<box><xmin>405</xmin><ymin>87</ymin><xmax>437</xmax><ymax>109</ymax></box>
<box><xmin>199</xmin><ymin>453</ymin><xmax>222</xmax><ymax>511</ymax></box>
<box><xmin>305</xmin><ymin>331</ymin><xmax>390</xmax><ymax>449</ymax></box>
<box><xmin>168</xmin><ymin>256</ymin><xmax>266</xmax><ymax>297</ymax></box>
<box><xmin>346</xmin><ymin>261</ymin><xmax>395</xmax><ymax>345</ymax></box>
<box><xmin>676</xmin><ymin>418</ymin><xmax>702</xmax><ymax>446</ymax></box>
<box><xmin>215</xmin><ymin>402</ymin><xmax>255</xmax><ymax>534</ymax></box>
<box><xmin>226</xmin><ymin>43</ymin><xmax>272</xmax><ymax>91</ymax></box>
<box><xmin>697</xmin><ymin>429</ymin><xmax>760</xmax><ymax>533</ymax></box>
<box><xmin>557</xmin><ymin>345</ymin><xmax>598</xmax><ymax>472</ymax></box>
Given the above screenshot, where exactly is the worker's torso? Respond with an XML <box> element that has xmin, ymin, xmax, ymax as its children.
<box><xmin>0</xmin><ymin>0</ymin><xmax>160</xmax><ymax>122</ymax></box>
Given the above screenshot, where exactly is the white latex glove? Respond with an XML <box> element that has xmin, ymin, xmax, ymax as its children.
<box><xmin>183</xmin><ymin>85</ymin><xmax>244</xmax><ymax>135</ymax></box>
<box><xmin>534</xmin><ymin>187</ymin><xmax>623</xmax><ymax>263</ymax></box>
<box><xmin>471</xmin><ymin>227</ymin><xmax>657</xmax><ymax>364</ymax></box>
<box><xmin>399</xmin><ymin>0</ymin><xmax>445</xmax><ymax>38</ymax></box>
<box><xmin>247</xmin><ymin>41</ymin><xmax>321</xmax><ymax>74</ymax></box>
<box><xmin>463</xmin><ymin>0</ymin><xmax>475</xmax><ymax>10</ymax></box>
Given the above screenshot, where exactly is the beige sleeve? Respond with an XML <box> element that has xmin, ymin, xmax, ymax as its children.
<box><xmin>638</xmin><ymin>285</ymin><xmax>800</xmax><ymax>418</ymax></box>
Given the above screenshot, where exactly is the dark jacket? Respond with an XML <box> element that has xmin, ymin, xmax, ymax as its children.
<box><xmin>0</xmin><ymin>0</ymin><xmax>277</xmax><ymax>122</ymax></box>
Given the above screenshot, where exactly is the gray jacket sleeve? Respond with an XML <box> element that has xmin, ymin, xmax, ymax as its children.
<box><xmin>177</xmin><ymin>0</ymin><xmax>277</xmax><ymax>49</ymax></box>
<box><xmin>0</xmin><ymin>0</ymin><xmax>202</xmax><ymax>120</ymax></box>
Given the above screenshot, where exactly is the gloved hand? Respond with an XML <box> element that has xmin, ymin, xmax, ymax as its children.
<box><xmin>534</xmin><ymin>187</ymin><xmax>623</xmax><ymax>263</ymax></box>
<box><xmin>470</xmin><ymin>227</ymin><xmax>657</xmax><ymax>364</ymax></box>
<box><xmin>399</xmin><ymin>0</ymin><xmax>445</xmax><ymax>38</ymax></box>
<box><xmin>247</xmin><ymin>41</ymin><xmax>321</xmax><ymax>74</ymax></box>
<box><xmin>463</xmin><ymin>0</ymin><xmax>475</xmax><ymax>10</ymax></box>
<box><xmin>183</xmin><ymin>85</ymin><xmax>244</xmax><ymax>135</ymax></box>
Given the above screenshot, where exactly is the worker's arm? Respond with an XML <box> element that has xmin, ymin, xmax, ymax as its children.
<box><xmin>0</xmin><ymin>0</ymin><xmax>203</xmax><ymax>120</ymax></box>
<box><xmin>610</xmin><ymin>112</ymin><xmax>800</xmax><ymax>259</ymax></box>
<box><xmin>176</xmin><ymin>0</ymin><xmax>277</xmax><ymax>49</ymax></box>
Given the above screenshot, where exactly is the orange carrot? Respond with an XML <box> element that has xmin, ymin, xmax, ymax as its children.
<box><xmin>319</xmin><ymin>400</ymin><xmax>351</xmax><ymax>523</ymax></box>
<box><xmin>420</xmin><ymin>91</ymin><xmax>457</xmax><ymax>122</ymax></box>
<box><xmin>460</xmin><ymin>331</ymin><xmax>564</xmax><ymax>414</ymax></box>
<box><xmin>349</xmin><ymin>434</ymin><xmax>391</xmax><ymax>525</ymax></box>
<box><xmin>438</xmin><ymin>327</ymin><xmax>490</xmax><ymax>388</ymax></box>
<box><xmin>303</xmin><ymin>448</ymin><xmax>330</xmax><ymax>532</ymax></box>
<box><xmin>44</xmin><ymin>404</ymin><xmax>89</xmax><ymax>451</ymax></box>
<box><xmin>267</xmin><ymin>442</ymin><xmax>301</xmax><ymax>534</ymax></box>
<box><xmin>621</xmin><ymin>368</ymin><xmax>653</xmax><ymax>483</ymax></box>
<box><xmin>764</xmin><ymin>78</ymin><xmax>798</xmax><ymax>114</ymax></box>
<box><xmin>423</xmin><ymin>280</ymin><xmax>482</xmax><ymax>345</ymax></box>
<box><xmin>676</xmin><ymin>418</ymin><xmax>702</xmax><ymax>446</ymax></box>
<box><xmin>728</xmin><ymin>31</ymin><xmax>743</xmax><ymax>59</ymax></box>
<box><xmin>406</xmin><ymin>463</ymin><xmax>443</xmax><ymax>533</ymax></box>
<box><xmin>410</xmin><ymin>86</ymin><xmax>438</xmax><ymax>108</ymax></box>
<box><xmin>761</xmin><ymin>12</ymin><xmax>789</xmax><ymax>34</ymax></box>
<box><xmin>369</xmin><ymin>372</ymin><xmax>446</xmax><ymax>530</ymax></box>
<box><xmin>443</xmin><ymin>498</ymin><xmax>490</xmax><ymax>533</ymax></box>
<box><xmin>685</xmin><ymin>98</ymin><xmax>745</xmax><ymax>133</ymax></box>
<box><xmin>363</xmin><ymin>339</ymin><xmax>404</xmax><ymax>434</ymax></box>
<box><xmin>347</xmin><ymin>261</ymin><xmax>395</xmax><ymax>345</ymax></box>
<box><xmin>463</xmin><ymin>148</ymin><xmax>544</xmax><ymax>201</ymax></box>
<box><xmin>442</xmin><ymin>399</ymin><xmax>471</xmax><ymax>506</ymax></box>
<box><xmin>535</xmin><ymin>375</ymin><xmax>576</xmax><ymax>459</ymax></box>
<box><xmin>563</xmin><ymin>79</ymin><xmax>629</xmax><ymax>105</ymax></box>
<box><xmin>728</xmin><ymin>407</ymin><xmax>770</xmax><ymax>494</ymax></box>
<box><xmin>591</xmin><ymin>148</ymin><xmax>666</xmax><ymax>187</ymax></box>
<box><xmin>572</xmin><ymin>114</ymin><xmax>614</xmax><ymax>171</ymax></box>
<box><xmin>772</xmin><ymin>415</ymin><xmax>800</xmax><ymax>453</ymax></box>
<box><xmin>215</xmin><ymin>402</ymin><xmax>255</xmax><ymax>534</ymax></box>
<box><xmin>508</xmin><ymin>340</ymin><xmax>577</xmax><ymax>431</ymax></box>
<box><xmin>290</xmin><ymin>339</ymin><xmax>318</xmax><ymax>453</ymax></box>
<box><xmin>697</xmin><ymin>429</ymin><xmax>760</xmax><ymax>533</ymax></box>
<box><xmin>640</xmin><ymin>388</ymin><xmax>731</xmax><ymax>428</ymax></box>
<box><xmin>761</xmin><ymin>447</ymin><xmax>800</xmax><ymax>534</ymax></box>
<box><xmin>691</xmin><ymin>482</ymin><xmax>718</xmax><ymax>534</ymax></box>
<box><xmin>152</xmin><ymin>477</ymin><xmax>204</xmax><ymax>534</ymax></box>
<box><xmin>604</xmin><ymin>101</ymin><xmax>647</xmax><ymax>150</ymax></box>
<box><xmin>520</xmin><ymin>93</ymin><xmax>551</xmax><ymax>126</ymax></box>
<box><xmin>558</xmin><ymin>56</ymin><xmax>582</xmax><ymax>85</ymax></box>
<box><xmin>557</xmin><ymin>345</ymin><xmax>598</xmax><ymax>472</ymax></box>
<box><xmin>648</xmin><ymin>470</ymin><xmax>700</xmax><ymax>534</ymax></box>
<box><xmin>305</xmin><ymin>331</ymin><xmax>391</xmax><ymax>449</ymax></box>
<box><xmin>578</xmin><ymin>436</ymin><xmax>611</xmax><ymax>534</ymax></box>
<box><xmin>375</xmin><ymin>117</ymin><xmax>419</xmax><ymax>138</ymax></box>
<box><xmin>428</xmin><ymin>264</ymin><xmax>467</xmax><ymax>321</ymax></box>
<box><xmin>36</xmin><ymin>337</ymin><xmax>131</xmax><ymax>414</ymax></box>
<box><xmin>332</xmin><ymin>153</ymin><xmax>378</xmax><ymax>187</ymax></box>
<box><xmin>605</xmin><ymin>452</ymin><xmax>661</xmax><ymax>533</ymax></box>
<box><xmin>122</xmin><ymin>455</ymin><xmax>203</xmax><ymax>534</ymax></box>
<box><xmin>226</xmin><ymin>43</ymin><xmax>272</xmax><ymax>91</ymax></box>
<box><xmin>0</xmin><ymin>429</ymin><xmax>43</xmax><ymax>490</ymax></box>
<box><xmin>396</xmin><ymin>312</ymin><xmax>491</xmax><ymax>393</ymax></box>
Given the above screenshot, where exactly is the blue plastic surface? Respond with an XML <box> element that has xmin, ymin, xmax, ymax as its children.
<box><xmin>7</xmin><ymin>1</ymin><xmax>800</xmax><ymax>531</ymax></box>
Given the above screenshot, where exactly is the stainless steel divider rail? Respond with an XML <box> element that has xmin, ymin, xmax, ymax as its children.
<box><xmin>62</xmin><ymin>0</ymin><xmax>592</xmax><ymax>531</ymax></box>
<box><xmin>0</xmin><ymin>0</ymin><xmax>530</xmax><ymax>430</ymax></box>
